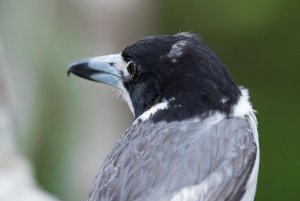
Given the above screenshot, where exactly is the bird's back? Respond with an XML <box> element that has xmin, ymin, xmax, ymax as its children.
<box><xmin>88</xmin><ymin>114</ymin><xmax>258</xmax><ymax>201</ymax></box>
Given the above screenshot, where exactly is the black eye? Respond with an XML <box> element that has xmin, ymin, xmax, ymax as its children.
<box><xmin>127</xmin><ymin>60</ymin><xmax>137</xmax><ymax>76</ymax></box>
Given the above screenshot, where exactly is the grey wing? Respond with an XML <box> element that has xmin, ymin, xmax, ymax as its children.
<box><xmin>161</xmin><ymin>118</ymin><xmax>258</xmax><ymax>201</ymax></box>
<box><xmin>88</xmin><ymin>116</ymin><xmax>258</xmax><ymax>201</ymax></box>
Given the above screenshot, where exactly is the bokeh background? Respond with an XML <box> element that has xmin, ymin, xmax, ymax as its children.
<box><xmin>0</xmin><ymin>0</ymin><xmax>299</xmax><ymax>201</ymax></box>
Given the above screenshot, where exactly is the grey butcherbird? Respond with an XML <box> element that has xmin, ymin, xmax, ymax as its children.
<box><xmin>67</xmin><ymin>33</ymin><xmax>259</xmax><ymax>201</ymax></box>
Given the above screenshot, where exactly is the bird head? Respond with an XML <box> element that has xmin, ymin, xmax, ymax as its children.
<box><xmin>68</xmin><ymin>33</ymin><xmax>241</xmax><ymax>122</ymax></box>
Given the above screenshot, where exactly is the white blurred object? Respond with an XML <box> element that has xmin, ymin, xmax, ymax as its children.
<box><xmin>0</xmin><ymin>40</ymin><xmax>60</xmax><ymax>201</ymax></box>
<box><xmin>0</xmin><ymin>151</ymin><xmax>59</xmax><ymax>201</ymax></box>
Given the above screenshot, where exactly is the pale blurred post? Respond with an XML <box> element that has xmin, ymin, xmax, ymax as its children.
<box><xmin>0</xmin><ymin>38</ymin><xmax>60</xmax><ymax>201</ymax></box>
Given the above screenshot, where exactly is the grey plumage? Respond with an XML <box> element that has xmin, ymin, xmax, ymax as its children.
<box><xmin>88</xmin><ymin>114</ymin><xmax>257</xmax><ymax>201</ymax></box>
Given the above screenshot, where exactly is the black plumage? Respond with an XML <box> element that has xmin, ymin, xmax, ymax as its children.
<box><xmin>121</xmin><ymin>34</ymin><xmax>241</xmax><ymax>120</ymax></box>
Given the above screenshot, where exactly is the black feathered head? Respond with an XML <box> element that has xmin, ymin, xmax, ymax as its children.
<box><xmin>68</xmin><ymin>33</ymin><xmax>241</xmax><ymax>122</ymax></box>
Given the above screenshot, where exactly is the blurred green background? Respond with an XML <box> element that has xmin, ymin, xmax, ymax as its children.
<box><xmin>0</xmin><ymin>0</ymin><xmax>299</xmax><ymax>201</ymax></box>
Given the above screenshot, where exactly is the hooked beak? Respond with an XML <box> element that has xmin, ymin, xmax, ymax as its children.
<box><xmin>67</xmin><ymin>54</ymin><xmax>126</xmax><ymax>89</ymax></box>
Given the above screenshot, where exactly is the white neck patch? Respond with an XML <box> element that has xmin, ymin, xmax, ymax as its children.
<box><xmin>127</xmin><ymin>87</ymin><xmax>254</xmax><ymax>123</ymax></box>
<box><xmin>134</xmin><ymin>101</ymin><xmax>169</xmax><ymax>123</ymax></box>
<box><xmin>232</xmin><ymin>87</ymin><xmax>255</xmax><ymax>118</ymax></box>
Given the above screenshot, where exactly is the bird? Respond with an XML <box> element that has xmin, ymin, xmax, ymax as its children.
<box><xmin>67</xmin><ymin>32</ymin><xmax>259</xmax><ymax>201</ymax></box>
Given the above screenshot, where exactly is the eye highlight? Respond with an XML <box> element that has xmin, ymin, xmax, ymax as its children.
<box><xmin>127</xmin><ymin>60</ymin><xmax>137</xmax><ymax>76</ymax></box>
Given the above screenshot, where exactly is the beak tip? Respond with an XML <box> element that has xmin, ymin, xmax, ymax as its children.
<box><xmin>67</xmin><ymin>67</ymin><xmax>72</xmax><ymax>77</ymax></box>
<box><xmin>67</xmin><ymin>60</ymin><xmax>89</xmax><ymax>78</ymax></box>
<box><xmin>67</xmin><ymin>62</ymin><xmax>78</xmax><ymax>77</ymax></box>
